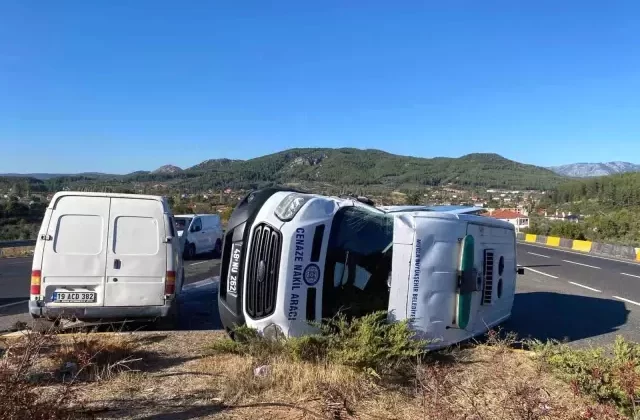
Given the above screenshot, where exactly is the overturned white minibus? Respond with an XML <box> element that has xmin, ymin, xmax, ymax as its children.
<box><xmin>218</xmin><ymin>188</ymin><xmax>523</xmax><ymax>349</ymax></box>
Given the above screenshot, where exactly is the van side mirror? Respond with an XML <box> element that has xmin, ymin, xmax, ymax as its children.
<box><xmin>192</xmin><ymin>225</ymin><xmax>201</xmax><ymax>232</ymax></box>
<box><xmin>517</xmin><ymin>267</ymin><xmax>525</xmax><ymax>275</ymax></box>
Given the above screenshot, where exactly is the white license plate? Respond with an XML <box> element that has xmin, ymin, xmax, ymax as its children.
<box><xmin>53</xmin><ymin>292</ymin><xmax>97</xmax><ymax>303</ymax></box>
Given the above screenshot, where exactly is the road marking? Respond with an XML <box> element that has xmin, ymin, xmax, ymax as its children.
<box><xmin>621</xmin><ymin>273</ymin><xmax>640</xmax><ymax>279</ymax></box>
<box><xmin>613</xmin><ymin>296</ymin><xmax>640</xmax><ymax>307</ymax></box>
<box><xmin>519</xmin><ymin>241</ymin><xmax>640</xmax><ymax>266</ymax></box>
<box><xmin>568</xmin><ymin>282</ymin><xmax>601</xmax><ymax>293</ymax></box>
<box><xmin>525</xmin><ymin>268</ymin><xmax>558</xmax><ymax>279</ymax></box>
<box><xmin>188</xmin><ymin>261</ymin><xmax>209</xmax><ymax>266</ymax></box>
<box><xmin>562</xmin><ymin>259</ymin><xmax>601</xmax><ymax>270</ymax></box>
<box><xmin>0</xmin><ymin>300</ymin><xmax>28</xmax><ymax>309</ymax></box>
<box><xmin>528</xmin><ymin>252</ymin><xmax>551</xmax><ymax>258</ymax></box>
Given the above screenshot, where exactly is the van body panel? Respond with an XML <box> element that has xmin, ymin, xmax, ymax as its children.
<box><xmin>165</xmin><ymin>215</ymin><xmax>183</xmax><ymax>294</ymax></box>
<box><xmin>393</xmin><ymin>214</ymin><xmax>517</xmax><ymax>348</ymax></box>
<box><xmin>401</xmin><ymin>215</ymin><xmax>468</xmax><ymax>346</ymax></box>
<box><xmin>466</xmin><ymin>222</ymin><xmax>517</xmax><ymax>333</ymax></box>
<box><xmin>30</xmin><ymin>192</ymin><xmax>178</xmax><ymax>320</ymax></box>
<box><xmin>105</xmin><ymin>197</ymin><xmax>166</xmax><ymax>307</ymax></box>
<box><xmin>40</xmin><ymin>195</ymin><xmax>110</xmax><ymax>308</ymax></box>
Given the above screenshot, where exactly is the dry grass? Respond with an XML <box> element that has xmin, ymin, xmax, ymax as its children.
<box><xmin>69</xmin><ymin>331</ymin><xmax>625</xmax><ymax>420</ymax></box>
<box><xmin>0</xmin><ymin>245</ymin><xmax>35</xmax><ymax>258</ymax></box>
<box><xmin>1</xmin><ymin>328</ymin><xmax>631</xmax><ymax>420</ymax></box>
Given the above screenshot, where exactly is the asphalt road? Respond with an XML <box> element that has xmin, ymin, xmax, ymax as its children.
<box><xmin>517</xmin><ymin>242</ymin><xmax>640</xmax><ymax>307</ymax></box>
<box><xmin>506</xmin><ymin>242</ymin><xmax>640</xmax><ymax>347</ymax></box>
<box><xmin>2</xmin><ymin>243</ymin><xmax>640</xmax><ymax>348</ymax></box>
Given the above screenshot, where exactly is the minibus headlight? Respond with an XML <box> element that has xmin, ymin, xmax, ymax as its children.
<box><xmin>263</xmin><ymin>323</ymin><xmax>285</xmax><ymax>341</ymax></box>
<box><xmin>274</xmin><ymin>193</ymin><xmax>310</xmax><ymax>221</ymax></box>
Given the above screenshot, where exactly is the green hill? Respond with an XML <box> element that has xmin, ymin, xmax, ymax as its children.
<box><xmin>0</xmin><ymin>148</ymin><xmax>566</xmax><ymax>194</ymax></box>
<box><xmin>180</xmin><ymin>148</ymin><xmax>564</xmax><ymax>191</ymax></box>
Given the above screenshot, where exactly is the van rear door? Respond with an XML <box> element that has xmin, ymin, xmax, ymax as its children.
<box><xmin>41</xmin><ymin>195</ymin><xmax>110</xmax><ymax>308</ymax></box>
<box><xmin>104</xmin><ymin>197</ymin><xmax>166</xmax><ymax>307</ymax></box>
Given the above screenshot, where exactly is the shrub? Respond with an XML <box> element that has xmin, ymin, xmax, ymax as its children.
<box><xmin>210</xmin><ymin>311</ymin><xmax>428</xmax><ymax>377</ymax></box>
<box><xmin>535</xmin><ymin>336</ymin><xmax>640</xmax><ymax>418</ymax></box>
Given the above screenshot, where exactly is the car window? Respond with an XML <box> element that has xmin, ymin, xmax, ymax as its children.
<box><xmin>174</xmin><ymin>217</ymin><xmax>192</xmax><ymax>231</ymax></box>
<box><xmin>192</xmin><ymin>218</ymin><xmax>202</xmax><ymax>232</ymax></box>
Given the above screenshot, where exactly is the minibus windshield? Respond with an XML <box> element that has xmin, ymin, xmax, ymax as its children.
<box><xmin>322</xmin><ymin>205</ymin><xmax>394</xmax><ymax>319</ymax></box>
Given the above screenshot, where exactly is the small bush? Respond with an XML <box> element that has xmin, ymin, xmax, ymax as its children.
<box><xmin>310</xmin><ymin>311</ymin><xmax>428</xmax><ymax>375</ymax></box>
<box><xmin>535</xmin><ymin>336</ymin><xmax>640</xmax><ymax>418</ymax></box>
<box><xmin>210</xmin><ymin>311</ymin><xmax>428</xmax><ymax>377</ymax></box>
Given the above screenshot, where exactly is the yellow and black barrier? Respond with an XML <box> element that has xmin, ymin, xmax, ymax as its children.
<box><xmin>517</xmin><ymin>232</ymin><xmax>638</xmax><ymax>263</ymax></box>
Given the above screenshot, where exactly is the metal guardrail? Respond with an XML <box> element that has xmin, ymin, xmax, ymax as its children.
<box><xmin>0</xmin><ymin>240</ymin><xmax>37</xmax><ymax>248</ymax></box>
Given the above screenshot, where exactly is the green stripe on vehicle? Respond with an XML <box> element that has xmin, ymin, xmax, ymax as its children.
<box><xmin>457</xmin><ymin>234</ymin><xmax>474</xmax><ymax>330</ymax></box>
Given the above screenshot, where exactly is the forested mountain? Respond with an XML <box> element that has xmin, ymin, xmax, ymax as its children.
<box><xmin>550</xmin><ymin>172</ymin><xmax>640</xmax><ymax>208</ymax></box>
<box><xmin>528</xmin><ymin>172</ymin><xmax>640</xmax><ymax>247</ymax></box>
<box><xmin>177</xmin><ymin>148</ymin><xmax>563</xmax><ymax>191</ymax></box>
<box><xmin>0</xmin><ymin>148</ymin><xmax>565</xmax><ymax>193</ymax></box>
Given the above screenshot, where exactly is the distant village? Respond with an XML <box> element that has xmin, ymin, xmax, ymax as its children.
<box><xmin>0</xmin><ymin>182</ymin><xmax>583</xmax><ymax>235</ymax></box>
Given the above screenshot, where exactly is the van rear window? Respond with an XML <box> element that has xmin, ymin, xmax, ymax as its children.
<box><xmin>54</xmin><ymin>215</ymin><xmax>103</xmax><ymax>255</ymax></box>
<box><xmin>113</xmin><ymin>216</ymin><xmax>159</xmax><ymax>255</ymax></box>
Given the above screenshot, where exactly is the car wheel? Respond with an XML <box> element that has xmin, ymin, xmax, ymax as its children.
<box><xmin>154</xmin><ymin>303</ymin><xmax>179</xmax><ymax>331</ymax></box>
<box><xmin>214</xmin><ymin>239</ymin><xmax>222</xmax><ymax>258</ymax></box>
<box><xmin>184</xmin><ymin>243</ymin><xmax>195</xmax><ymax>260</ymax></box>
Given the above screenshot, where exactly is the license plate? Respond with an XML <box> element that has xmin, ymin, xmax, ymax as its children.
<box><xmin>53</xmin><ymin>292</ymin><xmax>97</xmax><ymax>303</ymax></box>
<box><xmin>227</xmin><ymin>242</ymin><xmax>242</xmax><ymax>295</ymax></box>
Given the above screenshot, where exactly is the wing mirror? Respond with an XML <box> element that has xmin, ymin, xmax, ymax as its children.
<box><xmin>517</xmin><ymin>267</ymin><xmax>525</xmax><ymax>275</ymax></box>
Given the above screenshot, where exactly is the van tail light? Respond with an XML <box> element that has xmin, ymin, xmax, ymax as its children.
<box><xmin>165</xmin><ymin>271</ymin><xmax>176</xmax><ymax>295</ymax></box>
<box><xmin>30</xmin><ymin>270</ymin><xmax>42</xmax><ymax>295</ymax></box>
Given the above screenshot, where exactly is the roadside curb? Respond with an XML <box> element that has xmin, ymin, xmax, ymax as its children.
<box><xmin>518</xmin><ymin>240</ymin><xmax>640</xmax><ymax>266</ymax></box>
<box><xmin>517</xmin><ymin>233</ymin><xmax>640</xmax><ymax>263</ymax></box>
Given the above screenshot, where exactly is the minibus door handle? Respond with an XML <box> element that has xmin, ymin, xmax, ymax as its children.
<box><xmin>114</xmin><ymin>259</ymin><xmax>121</xmax><ymax>270</ymax></box>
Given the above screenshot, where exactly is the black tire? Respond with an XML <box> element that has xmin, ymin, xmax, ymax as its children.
<box><xmin>214</xmin><ymin>239</ymin><xmax>222</xmax><ymax>258</ymax></box>
<box><xmin>154</xmin><ymin>303</ymin><xmax>179</xmax><ymax>331</ymax></box>
<box><xmin>184</xmin><ymin>243</ymin><xmax>195</xmax><ymax>260</ymax></box>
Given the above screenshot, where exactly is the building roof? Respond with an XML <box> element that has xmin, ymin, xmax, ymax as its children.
<box><xmin>489</xmin><ymin>210</ymin><xmax>527</xmax><ymax>220</ymax></box>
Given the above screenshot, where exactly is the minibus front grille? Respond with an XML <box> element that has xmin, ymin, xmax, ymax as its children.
<box><xmin>246</xmin><ymin>223</ymin><xmax>282</xmax><ymax>319</ymax></box>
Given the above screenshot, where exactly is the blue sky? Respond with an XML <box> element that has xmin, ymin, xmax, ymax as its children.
<box><xmin>2</xmin><ymin>1</ymin><xmax>640</xmax><ymax>174</ymax></box>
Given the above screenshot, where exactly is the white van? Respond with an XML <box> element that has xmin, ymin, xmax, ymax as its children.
<box><xmin>174</xmin><ymin>214</ymin><xmax>224</xmax><ymax>259</ymax></box>
<box><xmin>218</xmin><ymin>188</ymin><xmax>523</xmax><ymax>349</ymax></box>
<box><xmin>29</xmin><ymin>192</ymin><xmax>184</xmax><ymax>324</ymax></box>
